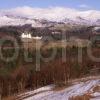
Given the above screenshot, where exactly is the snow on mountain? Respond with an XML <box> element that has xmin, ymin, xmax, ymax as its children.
<box><xmin>0</xmin><ymin>6</ymin><xmax>100</xmax><ymax>27</ymax></box>
<box><xmin>0</xmin><ymin>15</ymin><xmax>44</xmax><ymax>27</ymax></box>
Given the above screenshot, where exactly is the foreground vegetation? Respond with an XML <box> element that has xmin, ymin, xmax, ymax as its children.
<box><xmin>0</xmin><ymin>42</ymin><xmax>100</xmax><ymax>99</ymax></box>
<box><xmin>0</xmin><ymin>25</ymin><xmax>100</xmax><ymax>99</ymax></box>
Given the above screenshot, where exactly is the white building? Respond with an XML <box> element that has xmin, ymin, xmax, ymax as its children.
<box><xmin>32</xmin><ymin>36</ymin><xmax>42</xmax><ymax>40</ymax></box>
<box><xmin>21</xmin><ymin>33</ymin><xmax>42</xmax><ymax>40</ymax></box>
<box><xmin>21</xmin><ymin>33</ymin><xmax>32</xmax><ymax>38</ymax></box>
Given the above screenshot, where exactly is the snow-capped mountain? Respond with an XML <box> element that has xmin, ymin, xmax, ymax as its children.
<box><xmin>0</xmin><ymin>15</ymin><xmax>45</xmax><ymax>27</ymax></box>
<box><xmin>0</xmin><ymin>6</ymin><xmax>100</xmax><ymax>27</ymax></box>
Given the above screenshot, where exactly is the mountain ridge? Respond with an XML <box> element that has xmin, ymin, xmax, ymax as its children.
<box><xmin>0</xmin><ymin>7</ymin><xmax>100</xmax><ymax>27</ymax></box>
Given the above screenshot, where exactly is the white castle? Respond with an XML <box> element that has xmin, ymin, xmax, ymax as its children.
<box><xmin>21</xmin><ymin>33</ymin><xmax>42</xmax><ymax>40</ymax></box>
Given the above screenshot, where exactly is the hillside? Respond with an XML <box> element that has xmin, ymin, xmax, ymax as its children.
<box><xmin>16</xmin><ymin>76</ymin><xmax>100</xmax><ymax>100</ymax></box>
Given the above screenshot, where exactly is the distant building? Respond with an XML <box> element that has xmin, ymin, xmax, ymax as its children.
<box><xmin>32</xmin><ymin>36</ymin><xmax>42</xmax><ymax>40</ymax></box>
<box><xmin>21</xmin><ymin>33</ymin><xmax>42</xmax><ymax>40</ymax></box>
<box><xmin>92</xmin><ymin>35</ymin><xmax>100</xmax><ymax>47</ymax></box>
<box><xmin>93</xmin><ymin>26</ymin><xmax>100</xmax><ymax>34</ymax></box>
<box><xmin>21</xmin><ymin>33</ymin><xmax>42</xmax><ymax>49</ymax></box>
<box><xmin>21</xmin><ymin>33</ymin><xmax>32</xmax><ymax>38</ymax></box>
<box><xmin>93</xmin><ymin>26</ymin><xmax>100</xmax><ymax>31</ymax></box>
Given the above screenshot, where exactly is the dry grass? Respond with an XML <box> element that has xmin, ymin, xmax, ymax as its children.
<box><xmin>53</xmin><ymin>86</ymin><xmax>68</xmax><ymax>91</ymax></box>
<box><xmin>70</xmin><ymin>93</ymin><xmax>93</xmax><ymax>100</ymax></box>
<box><xmin>93</xmin><ymin>85</ymin><xmax>100</xmax><ymax>92</ymax></box>
<box><xmin>53</xmin><ymin>82</ymin><xmax>72</xmax><ymax>92</ymax></box>
<box><xmin>2</xmin><ymin>96</ymin><xmax>16</xmax><ymax>100</ymax></box>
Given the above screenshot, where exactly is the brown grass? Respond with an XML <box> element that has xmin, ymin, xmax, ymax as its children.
<box><xmin>93</xmin><ymin>85</ymin><xmax>100</xmax><ymax>92</ymax></box>
<box><xmin>2</xmin><ymin>96</ymin><xmax>16</xmax><ymax>100</ymax></box>
<box><xmin>69</xmin><ymin>93</ymin><xmax>93</xmax><ymax>100</ymax></box>
<box><xmin>53</xmin><ymin>86</ymin><xmax>68</xmax><ymax>91</ymax></box>
<box><xmin>53</xmin><ymin>82</ymin><xmax>72</xmax><ymax>92</ymax></box>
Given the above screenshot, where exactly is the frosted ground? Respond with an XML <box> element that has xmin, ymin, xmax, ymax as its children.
<box><xmin>17</xmin><ymin>76</ymin><xmax>100</xmax><ymax>100</ymax></box>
